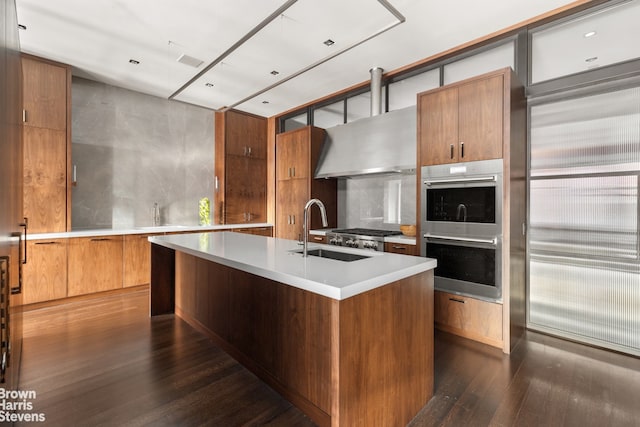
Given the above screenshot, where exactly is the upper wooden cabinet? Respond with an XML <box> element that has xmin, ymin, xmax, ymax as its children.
<box><xmin>22</xmin><ymin>56</ymin><xmax>68</xmax><ymax>131</ymax></box>
<box><xmin>418</xmin><ymin>71</ymin><xmax>504</xmax><ymax>166</ymax></box>
<box><xmin>275</xmin><ymin>126</ymin><xmax>337</xmax><ymax>240</ymax></box>
<box><xmin>22</xmin><ymin>55</ymin><xmax>71</xmax><ymax>233</ymax></box>
<box><xmin>214</xmin><ymin>109</ymin><xmax>267</xmax><ymax>224</ymax></box>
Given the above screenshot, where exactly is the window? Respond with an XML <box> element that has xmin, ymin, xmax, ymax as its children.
<box><xmin>388</xmin><ymin>68</ymin><xmax>440</xmax><ymax>111</ymax></box>
<box><xmin>282</xmin><ymin>112</ymin><xmax>307</xmax><ymax>132</ymax></box>
<box><xmin>313</xmin><ymin>100</ymin><xmax>345</xmax><ymax>128</ymax></box>
<box><xmin>443</xmin><ymin>41</ymin><xmax>515</xmax><ymax>84</ymax></box>
<box><xmin>531</xmin><ymin>0</ymin><xmax>640</xmax><ymax>84</ymax></box>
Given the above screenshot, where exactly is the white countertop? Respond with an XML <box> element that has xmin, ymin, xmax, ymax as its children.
<box><xmin>27</xmin><ymin>223</ymin><xmax>272</xmax><ymax>240</ymax></box>
<box><xmin>150</xmin><ymin>232</ymin><xmax>436</xmax><ymax>301</ymax></box>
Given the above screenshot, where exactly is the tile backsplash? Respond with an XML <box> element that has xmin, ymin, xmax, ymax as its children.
<box><xmin>71</xmin><ymin>77</ymin><xmax>214</xmax><ymax>230</ymax></box>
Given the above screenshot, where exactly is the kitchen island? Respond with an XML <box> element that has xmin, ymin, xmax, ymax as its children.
<box><xmin>150</xmin><ymin>232</ymin><xmax>437</xmax><ymax>427</ymax></box>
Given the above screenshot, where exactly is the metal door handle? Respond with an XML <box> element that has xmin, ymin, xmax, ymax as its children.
<box><xmin>424</xmin><ymin>175</ymin><xmax>497</xmax><ymax>186</ymax></box>
<box><xmin>20</xmin><ymin>218</ymin><xmax>28</xmax><ymax>264</ymax></box>
<box><xmin>424</xmin><ymin>234</ymin><xmax>497</xmax><ymax>245</ymax></box>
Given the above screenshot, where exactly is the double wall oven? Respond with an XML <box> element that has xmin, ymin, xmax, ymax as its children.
<box><xmin>421</xmin><ymin>159</ymin><xmax>503</xmax><ymax>301</ymax></box>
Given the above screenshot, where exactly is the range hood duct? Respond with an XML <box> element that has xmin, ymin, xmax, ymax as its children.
<box><xmin>314</xmin><ymin>67</ymin><xmax>416</xmax><ymax>179</ymax></box>
<box><xmin>370</xmin><ymin>67</ymin><xmax>383</xmax><ymax>116</ymax></box>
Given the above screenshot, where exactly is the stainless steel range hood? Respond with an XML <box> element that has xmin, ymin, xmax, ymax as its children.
<box><xmin>314</xmin><ymin>67</ymin><xmax>416</xmax><ymax>179</ymax></box>
<box><xmin>314</xmin><ymin>106</ymin><xmax>416</xmax><ymax>178</ymax></box>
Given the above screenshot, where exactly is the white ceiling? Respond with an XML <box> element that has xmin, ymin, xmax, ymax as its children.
<box><xmin>16</xmin><ymin>0</ymin><xmax>580</xmax><ymax>117</ymax></box>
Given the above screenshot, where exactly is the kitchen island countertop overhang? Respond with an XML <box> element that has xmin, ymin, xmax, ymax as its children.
<box><xmin>149</xmin><ymin>231</ymin><xmax>436</xmax><ymax>300</ymax></box>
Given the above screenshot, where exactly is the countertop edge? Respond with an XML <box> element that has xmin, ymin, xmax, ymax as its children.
<box><xmin>27</xmin><ymin>223</ymin><xmax>272</xmax><ymax>240</ymax></box>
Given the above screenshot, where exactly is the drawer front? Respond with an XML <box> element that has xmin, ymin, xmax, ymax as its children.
<box><xmin>384</xmin><ymin>242</ymin><xmax>418</xmax><ymax>256</ymax></box>
<box><xmin>434</xmin><ymin>291</ymin><xmax>502</xmax><ymax>348</ymax></box>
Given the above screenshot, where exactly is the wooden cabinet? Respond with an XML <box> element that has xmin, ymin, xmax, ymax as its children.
<box><xmin>232</xmin><ymin>226</ymin><xmax>273</xmax><ymax>237</ymax></box>
<box><xmin>434</xmin><ymin>290</ymin><xmax>503</xmax><ymax>348</ymax></box>
<box><xmin>384</xmin><ymin>242</ymin><xmax>418</xmax><ymax>256</ymax></box>
<box><xmin>22</xmin><ymin>55</ymin><xmax>71</xmax><ymax>233</ymax></box>
<box><xmin>309</xmin><ymin>234</ymin><xmax>327</xmax><ymax>244</ymax></box>
<box><xmin>68</xmin><ymin>236</ymin><xmax>123</xmax><ymax>296</ymax></box>
<box><xmin>123</xmin><ymin>234</ymin><xmax>154</xmax><ymax>287</ymax></box>
<box><xmin>418</xmin><ymin>72</ymin><xmax>503</xmax><ymax>166</ymax></box>
<box><xmin>214</xmin><ymin>109</ymin><xmax>267</xmax><ymax>225</ymax></box>
<box><xmin>275</xmin><ymin>126</ymin><xmax>337</xmax><ymax>240</ymax></box>
<box><xmin>22</xmin><ymin>239</ymin><xmax>67</xmax><ymax>304</ymax></box>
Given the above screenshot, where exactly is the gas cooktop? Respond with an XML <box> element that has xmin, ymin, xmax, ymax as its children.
<box><xmin>329</xmin><ymin>228</ymin><xmax>403</xmax><ymax>238</ymax></box>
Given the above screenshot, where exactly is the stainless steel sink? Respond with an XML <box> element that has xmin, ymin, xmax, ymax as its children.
<box><xmin>297</xmin><ymin>248</ymin><xmax>370</xmax><ymax>262</ymax></box>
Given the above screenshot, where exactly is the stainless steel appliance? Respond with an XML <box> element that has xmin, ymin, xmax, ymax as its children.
<box><xmin>326</xmin><ymin>228</ymin><xmax>402</xmax><ymax>251</ymax></box>
<box><xmin>421</xmin><ymin>159</ymin><xmax>503</xmax><ymax>301</ymax></box>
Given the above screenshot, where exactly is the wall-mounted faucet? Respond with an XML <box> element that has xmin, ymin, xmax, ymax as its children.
<box><xmin>303</xmin><ymin>198</ymin><xmax>328</xmax><ymax>257</ymax></box>
<box><xmin>456</xmin><ymin>203</ymin><xmax>467</xmax><ymax>222</ymax></box>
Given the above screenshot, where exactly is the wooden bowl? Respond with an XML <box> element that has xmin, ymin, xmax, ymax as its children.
<box><xmin>399</xmin><ymin>224</ymin><xmax>416</xmax><ymax>237</ymax></box>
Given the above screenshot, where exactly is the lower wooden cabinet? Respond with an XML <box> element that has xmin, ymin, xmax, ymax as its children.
<box><xmin>308</xmin><ymin>234</ymin><xmax>327</xmax><ymax>244</ymax></box>
<box><xmin>68</xmin><ymin>236</ymin><xmax>123</xmax><ymax>297</ymax></box>
<box><xmin>434</xmin><ymin>290</ymin><xmax>503</xmax><ymax>348</ymax></box>
<box><xmin>232</xmin><ymin>226</ymin><xmax>272</xmax><ymax>237</ymax></box>
<box><xmin>384</xmin><ymin>242</ymin><xmax>418</xmax><ymax>255</ymax></box>
<box><xmin>22</xmin><ymin>239</ymin><xmax>68</xmax><ymax>304</ymax></box>
<box><xmin>123</xmin><ymin>234</ymin><xmax>154</xmax><ymax>287</ymax></box>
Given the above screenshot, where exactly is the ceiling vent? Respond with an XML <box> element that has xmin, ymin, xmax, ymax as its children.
<box><xmin>177</xmin><ymin>54</ymin><xmax>204</xmax><ymax>68</ymax></box>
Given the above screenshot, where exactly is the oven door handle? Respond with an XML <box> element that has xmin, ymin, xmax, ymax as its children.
<box><xmin>424</xmin><ymin>234</ymin><xmax>497</xmax><ymax>246</ymax></box>
<box><xmin>424</xmin><ymin>175</ymin><xmax>497</xmax><ymax>186</ymax></box>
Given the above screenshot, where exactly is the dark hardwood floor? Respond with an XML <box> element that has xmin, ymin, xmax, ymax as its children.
<box><xmin>16</xmin><ymin>289</ymin><xmax>640</xmax><ymax>426</ymax></box>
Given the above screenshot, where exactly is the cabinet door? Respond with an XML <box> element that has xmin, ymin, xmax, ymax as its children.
<box><xmin>123</xmin><ymin>234</ymin><xmax>152</xmax><ymax>288</ymax></box>
<box><xmin>225</xmin><ymin>155</ymin><xmax>266</xmax><ymax>223</ymax></box>
<box><xmin>276</xmin><ymin>128</ymin><xmax>310</xmax><ymax>181</ymax></box>
<box><xmin>276</xmin><ymin>179</ymin><xmax>307</xmax><ymax>241</ymax></box>
<box><xmin>224</xmin><ymin>110</ymin><xmax>267</xmax><ymax>159</ymax></box>
<box><xmin>68</xmin><ymin>236</ymin><xmax>123</xmax><ymax>296</ymax></box>
<box><xmin>23</xmin><ymin>127</ymin><xmax>67</xmax><ymax>233</ymax></box>
<box><xmin>22</xmin><ymin>240</ymin><xmax>67</xmax><ymax>304</ymax></box>
<box><xmin>419</xmin><ymin>87</ymin><xmax>459</xmax><ymax>166</ymax></box>
<box><xmin>458</xmin><ymin>75</ymin><xmax>503</xmax><ymax>162</ymax></box>
<box><xmin>22</xmin><ymin>57</ymin><xmax>67</xmax><ymax>131</ymax></box>
<box><xmin>434</xmin><ymin>291</ymin><xmax>503</xmax><ymax>348</ymax></box>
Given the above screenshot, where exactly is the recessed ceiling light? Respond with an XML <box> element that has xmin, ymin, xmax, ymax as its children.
<box><xmin>205</xmin><ymin>82</ymin><xmax>214</xmax><ymax>88</ymax></box>
<box><xmin>129</xmin><ymin>59</ymin><xmax>140</xmax><ymax>65</ymax></box>
<box><xmin>18</xmin><ymin>24</ymin><xmax>26</xmax><ymax>30</ymax></box>
<box><xmin>323</xmin><ymin>39</ymin><xmax>335</xmax><ymax>46</ymax></box>
<box><xmin>585</xmin><ymin>56</ymin><xmax>598</xmax><ymax>63</ymax></box>
<box><xmin>270</xmin><ymin>70</ymin><xmax>280</xmax><ymax>76</ymax></box>
<box><xmin>583</xmin><ymin>31</ymin><xmax>597</xmax><ymax>38</ymax></box>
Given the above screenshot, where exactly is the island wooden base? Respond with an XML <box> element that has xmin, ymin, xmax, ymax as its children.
<box><xmin>151</xmin><ymin>244</ymin><xmax>434</xmax><ymax>427</ymax></box>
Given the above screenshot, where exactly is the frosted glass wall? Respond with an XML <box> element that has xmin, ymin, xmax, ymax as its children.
<box><xmin>529</xmin><ymin>86</ymin><xmax>640</xmax><ymax>355</ymax></box>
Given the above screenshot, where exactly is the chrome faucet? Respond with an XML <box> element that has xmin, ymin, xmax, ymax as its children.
<box><xmin>303</xmin><ymin>198</ymin><xmax>328</xmax><ymax>257</ymax></box>
<box><xmin>456</xmin><ymin>203</ymin><xmax>467</xmax><ymax>222</ymax></box>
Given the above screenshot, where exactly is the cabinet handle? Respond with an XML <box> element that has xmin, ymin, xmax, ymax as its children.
<box><xmin>460</xmin><ymin>142</ymin><xmax>464</xmax><ymax>158</ymax></box>
<box><xmin>391</xmin><ymin>245</ymin><xmax>407</xmax><ymax>250</ymax></box>
<box><xmin>20</xmin><ymin>218</ymin><xmax>28</xmax><ymax>264</ymax></box>
<box><xmin>450</xmin><ymin>144</ymin><xmax>454</xmax><ymax>159</ymax></box>
<box><xmin>22</xmin><ymin>109</ymin><xmax>27</xmax><ymax>123</ymax></box>
<box><xmin>313</xmin><ymin>236</ymin><xmax>323</xmax><ymax>241</ymax></box>
<box><xmin>449</xmin><ymin>298</ymin><xmax>465</xmax><ymax>304</ymax></box>
<box><xmin>291</xmin><ymin>215</ymin><xmax>295</xmax><ymax>225</ymax></box>
<box><xmin>35</xmin><ymin>241</ymin><xmax>59</xmax><ymax>245</ymax></box>
<box><xmin>90</xmin><ymin>238</ymin><xmax>112</xmax><ymax>242</ymax></box>
<box><xmin>292</xmin><ymin>167</ymin><xmax>295</xmax><ymax>177</ymax></box>
<box><xmin>248</xmin><ymin>146</ymin><xmax>252</xmax><ymax>156</ymax></box>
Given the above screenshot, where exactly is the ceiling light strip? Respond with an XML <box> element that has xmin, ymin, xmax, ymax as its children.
<box><xmin>222</xmin><ymin>0</ymin><xmax>406</xmax><ymax>111</ymax></box>
<box><xmin>168</xmin><ymin>0</ymin><xmax>299</xmax><ymax>100</ymax></box>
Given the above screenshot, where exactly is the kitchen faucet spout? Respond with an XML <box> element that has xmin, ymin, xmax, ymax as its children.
<box><xmin>303</xmin><ymin>199</ymin><xmax>328</xmax><ymax>257</ymax></box>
